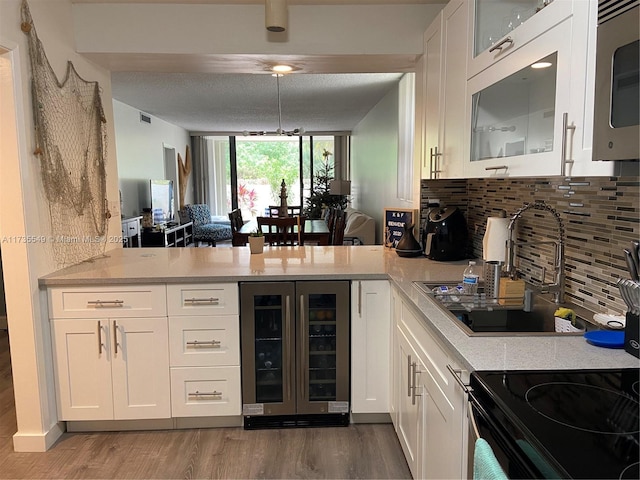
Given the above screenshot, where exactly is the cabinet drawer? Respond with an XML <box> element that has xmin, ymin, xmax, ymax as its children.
<box><xmin>167</xmin><ymin>283</ymin><xmax>238</xmax><ymax>316</ymax></box>
<box><xmin>48</xmin><ymin>285</ymin><xmax>166</xmax><ymax>319</ymax></box>
<box><xmin>170</xmin><ymin>366</ymin><xmax>241</xmax><ymax>417</ymax></box>
<box><xmin>169</xmin><ymin>316</ymin><xmax>239</xmax><ymax>367</ymax></box>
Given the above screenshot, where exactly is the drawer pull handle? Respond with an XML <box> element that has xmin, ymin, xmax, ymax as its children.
<box><xmin>184</xmin><ymin>297</ymin><xmax>220</xmax><ymax>305</ymax></box>
<box><xmin>188</xmin><ymin>390</ymin><xmax>222</xmax><ymax>398</ymax></box>
<box><xmin>186</xmin><ymin>340</ymin><xmax>221</xmax><ymax>347</ymax></box>
<box><xmin>485</xmin><ymin>165</ymin><xmax>508</xmax><ymax>172</ymax></box>
<box><xmin>87</xmin><ymin>300</ymin><xmax>124</xmax><ymax>308</ymax></box>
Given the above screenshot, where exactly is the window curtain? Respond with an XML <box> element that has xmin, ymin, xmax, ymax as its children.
<box><xmin>192</xmin><ymin>136</ymin><xmax>211</xmax><ymax>206</ymax></box>
<box><xmin>191</xmin><ymin>136</ymin><xmax>230</xmax><ymax>216</ymax></box>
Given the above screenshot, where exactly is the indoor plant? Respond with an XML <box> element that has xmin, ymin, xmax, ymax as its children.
<box><xmin>248</xmin><ymin>229</ymin><xmax>264</xmax><ymax>254</ymax></box>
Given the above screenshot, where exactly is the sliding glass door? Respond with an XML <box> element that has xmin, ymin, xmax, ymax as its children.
<box><xmin>204</xmin><ymin>135</ymin><xmax>336</xmax><ymax>220</ymax></box>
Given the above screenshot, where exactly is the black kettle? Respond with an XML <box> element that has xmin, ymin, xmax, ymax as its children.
<box><xmin>422</xmin><ymin>206</ymin><xmax>468</xmax><ymax>261</ymax></box>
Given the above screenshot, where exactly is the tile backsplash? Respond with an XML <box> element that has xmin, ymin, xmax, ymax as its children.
<box><xmin>420</xmin><ymin>176</ymin><xmax>639</xmax><ymax>315</ymax></box>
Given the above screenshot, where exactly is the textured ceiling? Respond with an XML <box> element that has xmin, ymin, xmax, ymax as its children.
<box><xmin>111</xmin><ymin>71</ymin><xmax>404</xmax><ymax>133</ymax></box>
<box><xmin>83</xmin><ymin>0</ymin><xmax>432</xmax><ymax>133</ymax></box>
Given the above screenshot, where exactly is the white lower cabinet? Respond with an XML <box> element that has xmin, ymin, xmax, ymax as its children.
<box><xmin>170</xmin><ymin>366</ymin><xmax>241</xmax><ymax>417</ymax></box>
<box><xmin>392</xmin><ymin>285</ymin><xmax>468</xmax><ymax>480</ymax></box>
<box><xmin>167</xmin><ymin>283</ymin><xmax>241</xmax><ymax>418</ymax></box>
<box><xmin>51</xmin><ymin>316</ymin><xmax>171</xmax><ymax>421</ymax></box>
<box><xmin>351</xmin><ymin>280</ymin><xmax>391</xmax><ymax>414</ymax></box>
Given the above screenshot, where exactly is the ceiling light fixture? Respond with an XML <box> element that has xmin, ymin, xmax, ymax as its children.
<box><xmin>272</xmin><ymin>64</ymin><xmax>293</xmax><ymax>74</ymax></box>
<box><xmin>242</xmin><ymin>74</ymin><xmax>304</xmax><ymax>137</ymax></box>
<box><xmin>274</xmin><ymin>73</ymin><xmax>304</xmax><ymax>136</ymax></box>
<box><xmin>265</xmin><ymin>0</ymin><xmax>288</xmax><ymax>32</ymax></box>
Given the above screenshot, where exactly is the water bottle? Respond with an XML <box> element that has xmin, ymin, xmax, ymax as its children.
<box><xmin>462</xmin><ymin>261</ymin><xmax>479</xmax><ymax>296</ymax></box>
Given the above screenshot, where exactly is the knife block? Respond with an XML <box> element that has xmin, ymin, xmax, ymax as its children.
<box><xmin>624</xmin><ymin>312</ymin><xmax>639</xmax><ymax>358</ymax></box>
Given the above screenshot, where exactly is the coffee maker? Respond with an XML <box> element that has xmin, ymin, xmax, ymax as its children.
<box><xmin>422</xmin><ymin>206</ymin><xmax>468</xmax><ymax>261</ymax></box>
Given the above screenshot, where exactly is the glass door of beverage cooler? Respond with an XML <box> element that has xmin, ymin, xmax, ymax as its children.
<box><xmin>296</xmin><ymin>281</ymin><xmax>350</xmax><ymax>415</ymax></box>
<box><xmin>240</xmin><ymin>282</ymin><xmax>295</xmax><ymax>416</ymax></box>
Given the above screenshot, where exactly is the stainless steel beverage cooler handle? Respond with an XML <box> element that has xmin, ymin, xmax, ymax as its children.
<box><xmin>285</xmin><ymin>295</ymin><xmax>292</xmax><ymax>403</ymax></box>
<box><xmin>299</xmin><ymin>294</ymin><xmax>308</xmax><ymax>402</ymax></box>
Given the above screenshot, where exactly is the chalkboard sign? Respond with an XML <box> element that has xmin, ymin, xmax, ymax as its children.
<box><xmin>383</xmin><ymin>208</ymin><xmax>419</xmax><ymax>248</ymax></box>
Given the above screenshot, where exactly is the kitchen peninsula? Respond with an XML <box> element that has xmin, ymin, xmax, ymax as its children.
<box><xmin>39</xmin><ymin>246</ymin><xmax>639</xmax><ymax>479</ymax></box>
<box><xmin>40</xmin><ymin>246</ymin><xmax>638</xmax><ymax>374</ymax></box>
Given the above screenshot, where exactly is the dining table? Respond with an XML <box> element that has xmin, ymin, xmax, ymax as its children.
<box><xmin>236</xmin><ymin>219</ymin><xmax>330</xmax><ymax>246</ymax></box>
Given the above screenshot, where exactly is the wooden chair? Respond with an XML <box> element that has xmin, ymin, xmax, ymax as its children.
<box><xmin>228</xmin><ymin>209</ymin><xmax>245</xmax><ymax>246</ymax></box>
<box><xmin>325</xmin><ymin>208</ymin><xmax>337</xmax><ymax>242</ymax></box>
<box><xmin>267</xmin><ymin>205</ymin><xmax>303</xmax><ymax>217</ymax></box>
<box><xmin>257</xmin><ymin>216</ymin><xmax>305</xmax><ymax>246</ymax></box>
<box><xmin>332</xmin><ymin>210</ymin><xmax>347</xmax><ymax>245</ymax></box>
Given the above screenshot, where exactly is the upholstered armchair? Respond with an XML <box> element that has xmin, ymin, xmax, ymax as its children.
<box><xmin>184</xmin><ymin>204</ymin><xmax>232</xmax><ymax>246</ymax></box>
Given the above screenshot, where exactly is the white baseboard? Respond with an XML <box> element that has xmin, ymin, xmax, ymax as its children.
<box><xmin>12</xmin><ymin>421</ymin><xmax>64</xmax><ymax>452</ymax></box>
<box><xmin>350</xmin><ymin>412</ymin><xmax>392</xmax><ymax>424</ymax></box>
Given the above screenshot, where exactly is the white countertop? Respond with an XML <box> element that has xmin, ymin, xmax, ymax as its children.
<box><xmin>40</xmin><ymin>246</ymin><xmax>640</xmax><ymax>372</ymax></box>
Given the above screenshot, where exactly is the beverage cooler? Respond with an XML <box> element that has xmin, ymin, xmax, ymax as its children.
<box><xmin>240</xmin><ymin>281</ymin><xmax>350</xmax><ymax>428</ymax></box>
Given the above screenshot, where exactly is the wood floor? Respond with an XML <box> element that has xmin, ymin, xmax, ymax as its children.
<box><xmin>0</xmin><ymin>330</ymin><xmax>411</xmax><ymax>479</ymax></box>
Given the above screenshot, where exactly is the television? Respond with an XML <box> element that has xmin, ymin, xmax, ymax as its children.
<box><xmin>150</xmin><ymin>179</ymin><xmax>174</xmax><ymax>224</ymax></box>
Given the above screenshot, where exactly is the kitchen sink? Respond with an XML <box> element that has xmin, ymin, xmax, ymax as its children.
<box><xmin>413</xmin><ymin>281</ymin><xmax>596</xmax><ymax>337</ymax></box>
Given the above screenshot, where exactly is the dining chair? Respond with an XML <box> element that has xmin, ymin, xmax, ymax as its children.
<box><xmin>228</xmin><ymin>208</ymin><xmax>246</xmax><ymax>246</ymax></box>
<box><xmin>267</xmin><ymin>205</ymin><xmax>303</xmax><ymax>217</ymax></box>
<box><xmin>332</xmin><ymin>210</ymin><xmax>347</xmax><ymax>245</ymax></box>
<box><xmin>257</xmin><ymin>216</ymin><xmax>305</xmax><ymax>246</ymax></box>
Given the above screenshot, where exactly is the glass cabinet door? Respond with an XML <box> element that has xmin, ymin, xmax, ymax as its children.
<box><xmin>473</xmin><ymin>0</ymin><xmax>549</xmax><ymax>58</ymax></box>
<box><xmin>296</xmin><ymin>281</ymin><xmax>350</xmax><ymax>415</ymax></box>
<box><xmin>470</xmin><ymin>52</ymin><xmax>557</xmax><ymax>163</ymax></box>
<box><xmin>240</xmin><ymin>282</ymin><xmax>295</xmax><ymax>416</ymax></box>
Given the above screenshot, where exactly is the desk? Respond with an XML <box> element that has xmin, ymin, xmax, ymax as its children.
<box><xmin>237</xmin><ymin>219</ymin><xmax>330</xmax><ymax>246</ymax></box>
<box><xmin>121</xmin><ymin>216</ymin><xmax>142</xmax><ymax>248</ymax></box>
<box><xmin>142</xmin><ymin>222</ymin><xmax>193</xmax><ymax>247</ymax></box>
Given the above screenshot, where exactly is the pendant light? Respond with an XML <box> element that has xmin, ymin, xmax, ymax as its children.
<box><xmin>265</xmin><ymin>0</ymin><xmax>288</xmax><ymax>32</ymax></box>
<box><xmin>274</xmin><ymin>73</ymin><xmax>304</xmax><ymax>136</ymax></box>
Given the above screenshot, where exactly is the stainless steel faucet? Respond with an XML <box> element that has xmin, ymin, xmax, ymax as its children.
<box><xmin>505</xmin><ymin>201</ymin><xmax>565</xmax><ymax>304</ymax></box>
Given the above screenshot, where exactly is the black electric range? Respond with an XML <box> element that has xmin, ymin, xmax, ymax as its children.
<box><xmin>470</xmin><ymin>369</ymin><xmax>640</xmax><ymax>479</ymax></box>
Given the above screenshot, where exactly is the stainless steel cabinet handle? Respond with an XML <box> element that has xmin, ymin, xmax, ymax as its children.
<box><xmin>184</xmin><ymin>297</ymin><xmax>220</xmax><ymax>305</ymax></box>
<box><xmin>358</xmin><ymin>281</ymin><xmax>362</xmax><ymax>316</ymax></box>
<box><xmin>485</xmin><ymin>165</ymin><xmax>508</xmax><ymax>172</ymax></box>
<box><xmin>407</xmin><ymin>354</ymin><xmax>413</xmax><ymax>397</ymax></box>
<box><xmin>411</xmin><ymin>362</ymin><xmax>422</xmax><ymax>405</ymax></box>
<box><xmin>430</xmin><ymin>147</ymin><xmax>442</xmax><ymax>179</ymax></box>
<box><xmin>186</xmin><ymin>340</ymin><xmax>221</xmax><ymax>347</ymax></box>
<box><xmin>87</xmin><ymin>300</ymin><xmax>124</xmax><ymax>308</ymax></box>
<box><xmin>561</xmin><ymin>112</ymin><xmax>576</xmax><ymax>176</ymax></box>
<box><xmin>97</xmin><ymin>321</ymin><xmax>103</xmax><ymax>355</ymax></box>
<box><xmin>188</xmin><ymin>390</ymin><xmax>222</xmax><ymax>398</ymax></box>
<box><xmin>489</xmin><ymin>36</ymin><xmax>513</xmax><ymax>53</ymax></box>
<box><xmin>112</xmin><ymin>320</ymin><xmax>118</xmax><ymax>355</ymax></box>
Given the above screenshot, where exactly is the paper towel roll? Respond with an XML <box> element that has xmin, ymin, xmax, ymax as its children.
<box><xmin>483</xmin><ymin>217</ymin><xmax>510</xmax><ymax>262</ymax></box>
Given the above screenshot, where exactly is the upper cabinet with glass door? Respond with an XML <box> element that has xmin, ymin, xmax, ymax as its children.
<box><xmin>464</xmin><ymin>0</ymin><xmax>617</xmax><ymax>177</ymax></box>
<box><xmin>468</xmin><ymin>0</ymin><xmax>573</xmax><ymax>79</ymax></box>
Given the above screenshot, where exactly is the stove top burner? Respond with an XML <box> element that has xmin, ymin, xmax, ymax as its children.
<box><xmin>525</xmin><ymin>382</ymin><xmax>640</xmax><ymax>435</ymax></box>
<box><xmin>620</xmin><ymin>462</ymin><xmax>640</xmax><ymax>480</ymax></box>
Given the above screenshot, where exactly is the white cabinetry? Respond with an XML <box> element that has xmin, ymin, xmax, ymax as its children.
<box><xmin>464</xmin><ymin>0</ymin><xmax>614</xmax><ymax>177</ymax></box>
<box><xmin>391</xmin><ymin>285</ymin><xmax>468</xmax><ymax>480</ymax></box>
<box><xmin>49</xmin><ymin>286</ymin><xmax>170</xmax><ymax>421</ymax></box>
<box><xmin>351</xmin><ymin>280</ymin><xmax>391</xmax><ymax>414</ymax></box>
<box><xmin>420</xmin><ymin>0</ymin><xmax>468</xmax><ymax>179</ymax></box>
<box><xmin>167</xmin><ymin>283</ymin><xmax>241</xmax><ymax>418</ymax></box>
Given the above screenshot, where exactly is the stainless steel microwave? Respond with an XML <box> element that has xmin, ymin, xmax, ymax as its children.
<box><xmin>593</xmin><ymin>0</ymin><xmax>639</xmax><ymax>161</ymax></box>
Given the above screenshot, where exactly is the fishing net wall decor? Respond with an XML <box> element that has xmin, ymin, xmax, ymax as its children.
<box><xmin>21</xmin><ymin>0</ymin><xmax>109</xmax><ymax>267</ymax></box>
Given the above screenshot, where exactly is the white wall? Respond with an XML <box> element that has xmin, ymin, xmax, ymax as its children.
<box><xmin>351</xmin><ymin>83</ymin><xmax>414</xmax><ymax>244</ymax></box>
<box><xmin>114</xmin><ymin>100</ymin><xmax>192</xmax><ymax>217</ymax></box>
<box><xmin>0</xmin><ymin>0</ymin><xmax>120</xmax><ymax>451</ymax></box>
